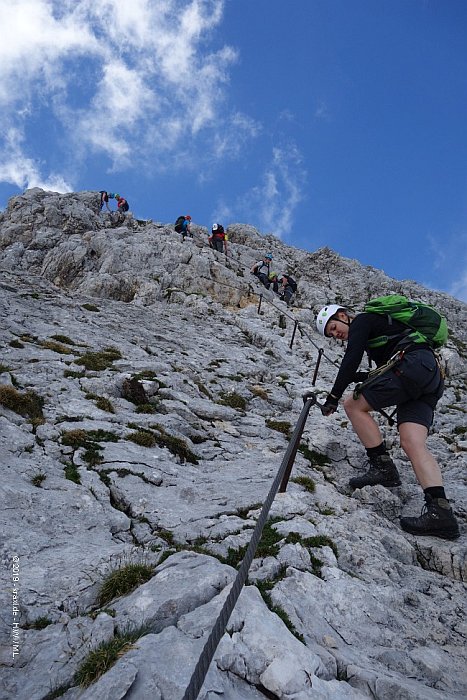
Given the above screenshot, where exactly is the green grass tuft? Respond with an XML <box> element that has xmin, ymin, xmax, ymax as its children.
<box><xmin>149</xmin><ymin>424</ymin><xmax>199</xmax><ymax>464</ymax></box>
<box><xmin>74</xmin><ymin>627</ymin><xmax>147</xmax><ymax>687</ymax></box>
<box><xmin>31</xmin><ymin>472</ymin><xmax>46</xmax><ymax>487</ymax></box>
<box><xmin>42</xmin><ymin>684</ymin><xmax>72</xmax><ymax>699</ymax></box>
<box><xmin>0</xmin><ymin>386</ymin><xmax>44</xmax><ymax>420</ymax></box>
<box><xmin>135</xmin><ymin>403</ymin><xmax>158</xmax><ymax>414</ymax></box>
<box><xmin>222</xmin><ymin>544</ymin><xmax>248</xmax><ymax>568</ymax></box>
<box><xmin>298</xmin><ymin>444</ymin><xmax>330</xmax><ymax>466</ymax></box>
<box><xmin>85</xmin><ymin>393</ymin><xmax>115</xmax><ymax>413</ymax></box>
<box><xmin>39</xmin><ymin>340</ymin><xmax>72</xmax><ymax>354</ymax></box>
<box><xmin>256</xmin><ymin>518</ymin><xmax>284</xmax><ymax>558</ymax></box>
<box><xmin>63</xmin><ymin>369</ymin><xmax>86</xmax><ymax>379</ymax></box>
<box><xmin>127</xmin><ymin>430</ymin><xmax>157</xmax><ymax>447</ymax></box>
<box><xmin>24</xmin><ymin>616</ymin><xmax>52</xmax><ymax>630</ymax></box>
<box><xmin>98</xmin><ymin>564</ymin><xmax>154</xmax><ymax>606</ymax></box>
<box><xmin>291</xmin><ymin>475</ymin><xmax>316</xmax><ymax>493</ymax></box>
<box><xmin>64</xmin><ymin>462</ymin><xmax>81</xmax><ymax>484</ymax></box>
<box><xmin>219</xmin><ymin>391</ymin><xmax>247</xmax><ymax>410</ymax></box>
<box><xmin>50</xmin><ymin>334</ymin><xmax>76</xmax><ymax>345</ymax></box>
<box><xmin>266</xmin><ymin>419</ymin><xmax>291</xmax><ymax>437</ymax></box>
<box><xmin>75</xmin><ymin>347</ymin><xmax>122</xmax><ymax>371</ymax></box>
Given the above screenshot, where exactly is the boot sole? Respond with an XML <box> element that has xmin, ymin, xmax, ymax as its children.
<box><xmin>400</xmin><ymin>524</ymin><xmax>460</xmax><ymax>540</ymax></box>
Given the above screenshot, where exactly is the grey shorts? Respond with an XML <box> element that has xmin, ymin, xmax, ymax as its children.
<box><xmin>361</xmin><ymin>348</ymin><xmax>443</xmax><ymax>429</ymax></box>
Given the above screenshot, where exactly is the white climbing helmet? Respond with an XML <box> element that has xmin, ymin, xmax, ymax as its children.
<box><xmin>316</xmin><ymin>304</ymin><xmax>344</xmax><ymax>336</ymax></box>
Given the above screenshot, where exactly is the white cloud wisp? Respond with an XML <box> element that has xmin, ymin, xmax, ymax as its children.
<box><xmin>244</xmin><ymin>144</ymin><xmax>307</xmax><ymax>238</ymax></box>
<box><xmin>0</xmin><ymin>0</ymin><xmax>254</xmax><ymax>188</ymax></box>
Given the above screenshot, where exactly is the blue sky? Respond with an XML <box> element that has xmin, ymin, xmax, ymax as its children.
<box><xmin>1</xmin><ymin>0</ymin><xmax>466</xmax><ymax>300</ymax></box>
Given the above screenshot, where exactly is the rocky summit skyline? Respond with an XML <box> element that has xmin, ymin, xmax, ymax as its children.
<box><xmin>0</xmin><ymin>189</ymin><xmax>466</xmax><ymax>700</ymax></box>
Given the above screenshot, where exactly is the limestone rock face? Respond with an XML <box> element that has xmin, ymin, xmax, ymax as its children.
<box><xmin>0</xmin><ymin>189</ymin><xmax>466</xmax><ymax>700</ymax></box>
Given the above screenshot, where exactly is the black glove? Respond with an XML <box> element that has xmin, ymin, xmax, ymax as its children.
<box><xmin>353</xmin><ymin>371</ymin><xmax>369</xmax><ymax>384</ymax></box>
<box><xmin>321</xmin><ymin>394</ymin><xmax>339</xmax><ymax>416</ymax></box>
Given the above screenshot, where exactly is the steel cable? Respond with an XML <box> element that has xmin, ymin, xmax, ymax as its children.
<box><xmin>181</xmin><ymin>395</ymin><xmax>317</xmax><ymax>700</ymax></box>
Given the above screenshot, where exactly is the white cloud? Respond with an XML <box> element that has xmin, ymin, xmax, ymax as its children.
<box><xmin>427</xmin><ymin>231</ymin><xmax>467</xmax><ymax>301</ymax></box>
<box><xmin>0</xmin><ymin>128</ymin><xmax>72</xmax><ymax>192</ymax></box>
<box><xmin>0</xmin><ymin>1</ymin><xmax>98</xmax><ymax>106</ymax></box>
<box><xmin>314</xmin><ymin>99</ymin><xmax>330</xmax><ymax>120</ymax></box>
<box><xmin>449</xmin><ymin>270</ymin><xmax>467</xmax><ymax>302</ymax></box>
<box><xmin>243</xmin><ymin>144</ymin><xmax>307</xmax><ymax>237</ymax></box>
<box><xmin>211</xmin><ymin>113</ymin><xmax>262</xmax><ymax>162</ymax></box>
<box><xmin>210</xmin><ymin>199</ymin><xmax>233</xmax><ymax>226</ymax></box>
<box><xmin>0</xmin><ymin>0</ymin><xmax>255</xmax><ymax>187</ymax></box>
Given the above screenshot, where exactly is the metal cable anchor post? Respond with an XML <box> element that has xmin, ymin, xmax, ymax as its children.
<box><xmin>279</xmin><ymin>391</ymin><xmax>317</xmax><ymax>493</ymax></box>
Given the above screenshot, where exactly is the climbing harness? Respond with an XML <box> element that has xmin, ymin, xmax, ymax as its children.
<box><xmin>353</xmin><ymin>350</ymin><xmax>406</xmax><ymax>400</ymax></box>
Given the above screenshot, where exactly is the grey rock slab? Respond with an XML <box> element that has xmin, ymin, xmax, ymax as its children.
<box><xmin>79</xmin><ymin>626</ymin><xmax>263</xmax><ymax>700</ymax></box>
<box><xmin>0</xmin><ymin>464</ymin><xmax>131</xmax><ymax>625</ymax></box>
<box><xmin>77</xmin><ymin>659</ymin><xmax>140</xmax><ymax>700</ymax></box>
<box><xmin>272</xmin><ymin>567</ymin><xmax>467</xmax><ymax>698</ymax></box>
<box><xmin>0</xmin><ymin>416</ymin><xmax>35</xmax><ymax>453</ymax></box>
<box><xmin>111</xmin><ymin>551</ymin><xmax>235</xmax><ymax>632</ymax></box>
<box><xmin>1</xmin><ymin>613</ymin><xmax>115</xmax><ymax>700</ymax></box>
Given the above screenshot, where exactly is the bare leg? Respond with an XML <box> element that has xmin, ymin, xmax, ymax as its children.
<box><xmin>399</xmin><ymin>422</ymin><xmax>443</xmax><ymax>489</ymax></box>
<box><xmin>343</xmin><ymin>394</ymin><xmax>383</xmax><ymax>448</ymax></box>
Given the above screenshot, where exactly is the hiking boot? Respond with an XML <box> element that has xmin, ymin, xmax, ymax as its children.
<box><xmin>400</xmin><ymin>496</ymin><xmax>460</xmax><ymax>540</ymax></box>
<box><xmin>349</xmin><ymin>454</ymin><xmax>401</xmax><ymax>489</ymax></box>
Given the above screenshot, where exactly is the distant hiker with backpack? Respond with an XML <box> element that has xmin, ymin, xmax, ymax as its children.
<box><xmin>115</xmin><ymin>194</ymin><xmax>129</xmax><ymax>212</ymax></box>
<box><xmin>99</xmin><ymin>191</ymin><xmax>115</xmax><ymax>212</ymax></box>
<box><xmin>251</xmin><ymin>253</ymin><xmax>273</xmax><ymax>289</ymax></box>
<box><xmin>174</xmin><ymin>215</ymin><xmax>192</xmax><ymax>241</ymax></box>
<box><xmin>315</xmin><ymin>295</ymin><xmax>459</xmax><ymax>540</ymax></box>
<box><xmin>208</xmin><ymin>223</ymin><xmax>228</xmax><ymax>254</ymax></box>
<box><xmin>278</xmin><ymin>273</ymin><xmax>297</xmax><ymax>305</ymax></box>
<box><xmin>268</xmin><ymin>272</ymin><xmax>279</xmax><ymax>294</ymax></box>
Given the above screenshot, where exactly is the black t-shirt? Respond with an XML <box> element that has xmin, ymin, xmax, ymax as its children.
<box><xmin>330</xmin><ymin>313</ymin><xmax>413</xmax><ymax>399</ymax></box>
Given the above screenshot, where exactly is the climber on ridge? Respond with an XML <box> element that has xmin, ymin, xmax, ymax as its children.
<box><xmin>99</xmin><ymin>191</ymin><xmax>115</xmax><ymax>212</ymax></box>
<box><xmin>208</xmin><ymin>223</ymin><xmax>228</xmax><ymax>254</ymax></box>
<box><xmin>268</xmin><ymin>271</ymin><xmax>279</xmax><ymax>294</ymax></box>
<box><xmin>315</xmin><ymin>301</ymin><xmax>459</xmax><ymax>540</ymax></box>
<box><xmin>251</xmin><ymin>252</ymin><xmax>273</xmax><ymax>289</ymax></box>
<box><xmin>277</xmin><ymin>273</ymin><xmax>297</xmax><ymax>305</ymax></box>
<box><xmin>174</xmin><ymin>215</ymin><xmax>192</xmax><ymax>241</ymax></box>
<box><xmin>115</xmin><ymin>194</ymin><xmax>129</xmax><ymax>213</ymax></box>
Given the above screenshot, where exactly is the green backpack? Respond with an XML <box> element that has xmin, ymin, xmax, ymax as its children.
<box><xmin>364</xmin><ymin>294</ymin><xmax>448</xmax><ymax>349</ymax></box>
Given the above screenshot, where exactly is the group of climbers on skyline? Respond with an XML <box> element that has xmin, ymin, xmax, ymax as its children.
<box><xmin>174</xmin><ymin>215</ymin><xmax>228</xmax><ymax>255</ymax></box>
<box><xmin>99</xmin><ymin>191</ymin><xmax>129</xmax><ymax>213</ymax></box>
<box><xmin>99</xmin><ymin>191</ymin><xmax>297</xmax><ymax>304</ymax></box>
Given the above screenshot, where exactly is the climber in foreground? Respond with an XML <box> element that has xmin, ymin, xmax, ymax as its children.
<box><xmin>316</xmin><ymin>297</ymin><xmax>459</xmax><ymax>540</ymax></box>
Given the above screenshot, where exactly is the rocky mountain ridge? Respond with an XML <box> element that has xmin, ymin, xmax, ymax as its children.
<box><xmin>0</xmin><ymin>188</ymin><xmax>466</xmax><ymax>700</ymax></box>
